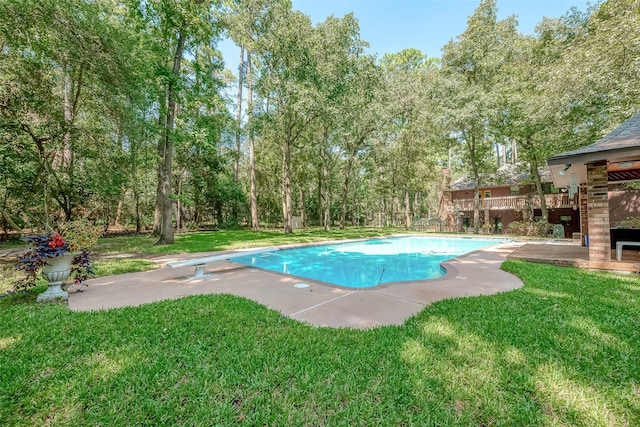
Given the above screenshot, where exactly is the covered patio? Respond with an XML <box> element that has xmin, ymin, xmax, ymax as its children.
<box><xmin>541</xmin><ymin>111</ymin><xmax>640</xmax><ymax>272</ymax></box>
<box><xmin>507</xmin><ymin>240</ymin><xmax>640</xmax><ymax>272</ymax></box>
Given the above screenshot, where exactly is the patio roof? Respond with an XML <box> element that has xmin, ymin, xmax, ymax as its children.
<box><xmin>548</xmin><ymin>111</ymin><xmax>640</xmax><ymax>186</ymax></box>
<box><xmin>547</xmin><ymin>111</ymin><xmax>640</xmax><ymax>166</ymax></box>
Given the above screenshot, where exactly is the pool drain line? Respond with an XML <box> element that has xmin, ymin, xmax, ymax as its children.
<box><xmin>378</xmin><ymin>266</ymin><xmax>385</xmax><ymax>284</ymax></box>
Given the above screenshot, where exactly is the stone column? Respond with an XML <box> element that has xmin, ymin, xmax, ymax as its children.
<box><xmin>579</xmin><ymin>183</ymin><xmax>588</xmax><ymax>246</ymax></box>
<box><xmin>586</xmin><ymin>161</ymin><xmax>611</xmax><ymax>261</ymax></box>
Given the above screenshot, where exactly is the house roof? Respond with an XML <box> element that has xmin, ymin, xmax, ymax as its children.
<box><xmin>547</xmin><ymin>111</ymin><xmax>640</xmax><ymax>166</ymax></box>
<box><xmin>547</xmin><ymin>111</ymin><xmax>640</xmax><ymax>186</ymax></box>
<box><xmin>450</xmin><ymin>163</ymin><xmax>552</xmax><ymax>191</ymax></box>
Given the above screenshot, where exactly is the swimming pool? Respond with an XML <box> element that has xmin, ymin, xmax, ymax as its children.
<box><xmin>232</xmin><ymin>236</ymin><xmax>504</xmax><ymax>289</ymax></box>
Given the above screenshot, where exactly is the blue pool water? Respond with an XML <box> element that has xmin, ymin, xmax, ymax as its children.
<box><xmin>232</xmin><ymin>236</ymin><xmax>503</xmax><ymax>288</ymax></box>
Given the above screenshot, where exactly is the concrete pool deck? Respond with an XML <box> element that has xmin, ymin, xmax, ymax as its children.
<box><xmin>68</xmin><ymin>241</ymin><xmax>525</xmax><ymax>329</ymax></box>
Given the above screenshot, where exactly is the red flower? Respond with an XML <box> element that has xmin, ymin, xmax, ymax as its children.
<box><xmin>48</xmin><ymin>233</ymin><xmax>66</xmax><ymax>249</ymax></box>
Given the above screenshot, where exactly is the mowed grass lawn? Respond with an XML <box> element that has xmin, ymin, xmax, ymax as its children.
<box><xmin>0</xmin><ymin>230</ymin><xmax>639</xmax><ymax>425</ymax></box>
<box><xmin>1</xmin><ymin>227</ymin><xmax>409</xmax><ymax>294</ymax></box>
<box><xmin>93</xmin><ymin>226</ymin><xmax>413</xmax><ymax>256</ymax></box>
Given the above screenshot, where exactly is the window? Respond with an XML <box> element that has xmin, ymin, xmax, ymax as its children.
<box><xmin>484</xmin><ymin>190</ymin><xmax>491</xmax><ymax>198</ymax></box>
<box><xmin>510</xmin><ymin>186</ymin><xmax>519</xmax><ymax>196</ymax></box>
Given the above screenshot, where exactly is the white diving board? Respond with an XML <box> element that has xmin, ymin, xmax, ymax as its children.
<box><xmin>167</xmin><ymin>246</ymin><xmax>278</xmax><ymax>279</ymax></box>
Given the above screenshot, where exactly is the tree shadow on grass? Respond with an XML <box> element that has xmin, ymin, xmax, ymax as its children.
<box><xmin>1</xmin><ymin>262</ymin><xmax>638</xmax><ymax>425</ymax></box>
<box><xmin>399</xmin><ymin>261</ymin><xmax>640</xmax><ymax>425</ymax></box>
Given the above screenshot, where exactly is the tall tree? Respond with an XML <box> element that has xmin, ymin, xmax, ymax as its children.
<box><xmin>335</xmin><ymin>55</ymin><xmax>383</xmax><ymax>229</ymax></box>
<box><xmin>136</xmin><ymin>0</ymin><xmax>221</xmax><ymax>244</ymax></box>
<box><xmin>311</xmin><ymin>13</ymin><xmax>369</xmax><ymax>230</ymax></box>
<box><xmin>253</xmin><ymin>6</ymin><xmax>317</xmax><ymax>233</ymax></box>
<box><xmin>225</xmin><ymin>0</ymin><xmax>293</xmax><ymax>230</ymax></box>
<box><xmin>380</xmin><ymin>49</ymin><xmax>439</xmax><ymax>229</ymax></box>
<box><xmin>440</xmin><ymin>0</ymin><xmax>518</xmax><ymax>232</ymax></box>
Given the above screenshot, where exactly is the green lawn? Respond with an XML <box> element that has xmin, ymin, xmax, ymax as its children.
<box><xmin>3</xmin><ymin>227</ymin><xmax>408</xmax><ymax>294</ymax></box>
<box><xmin>1</xmin><ymin>260</ymin><xmax>638</xmax><ymax>426</ymax></box>
<box><xmin>94</xmin><ymin>227</ymin><xmax>412</xmax><ymax>256</ymax></box>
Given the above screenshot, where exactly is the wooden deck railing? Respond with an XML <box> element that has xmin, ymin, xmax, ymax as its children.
<box><xmin>454</xmin><ymin>194</ymin><xmax>572</xmax><ymax>211</ymax></box>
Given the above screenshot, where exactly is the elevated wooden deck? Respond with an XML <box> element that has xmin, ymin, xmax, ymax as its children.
<box><xmin>507</xmin><ymin>241</ymin><xmax>640</xmax><ymax>273</ymax></box>
<box><xmin>455</xmin><ymin>193</ymin><xmax>573</xmax><ymax>211</ymax></box>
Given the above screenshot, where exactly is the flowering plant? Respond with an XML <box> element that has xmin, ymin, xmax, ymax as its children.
<box><xmin>61</xmin><ymin>219</ymin><xmax>102</xmax><ymax>251</ymax></box>
<box><xmin>16</xmin><ymin>220</ymin><xmax>102</xmax><ymax>291</ymax></box>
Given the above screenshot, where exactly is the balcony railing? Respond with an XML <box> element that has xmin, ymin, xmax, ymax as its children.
<box><xmin>454</xmin><ymin>194</ymin><xmax>573</xmax><ymax>211</ymax></box>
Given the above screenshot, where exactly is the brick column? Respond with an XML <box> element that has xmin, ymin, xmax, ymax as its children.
<box><xmin>586</xmin><ymin>161</ymin><xmax>611</xmax><ymax>261</ymax></box>
<box><xmin>579</xmin><ymin>184</ymin><xmax>588</xmax><ymax>246</ymax></box>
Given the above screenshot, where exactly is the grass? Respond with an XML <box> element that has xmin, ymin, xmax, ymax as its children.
<box><xmin>94</xmin><ymin>227</ymin><xmax>411</xmax><ymax>256</ymax></box>
<box><xmin>92</xmin><ymin>258</ymin><xmax>159</xmax><ymax>277</ymax></box>
<box><xmin>2</xmin><ymin>227</ymin><xmax>408</xmax><ymax>293</ymax></box>
<box><xmin>1</xmin><ymin>260</ymin><xmax>639</xmax><ymax>425</ymax></box>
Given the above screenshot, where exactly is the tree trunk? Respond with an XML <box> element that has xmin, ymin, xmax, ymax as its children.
<box><xmin>317</xmin><ymin>169</ymin><xmax>323</xmax><ymax>227</ymax></box>
<box><xmin>114</xmin><ymin>186</ymin><xmax>125</xmax><ymax>227</ymax></box>
<box><xmin>470</xmin><ymin>134</ymin><xmax>481</xmax><ymax>234</ymax></box>
<box><xmin>134</xmin><ymin>186</ymin><xmax>141</xmax><ymax>233</ymax></box>
<box><xmin>321</xmin><ymin>129</ymin><xmax>330</xmax><ymax>231</ymax></box>
<box><xmin>114</xmin><ymin>127</ymin><xmax>126</xmax><ymax>228</ymax></box>
<box><xmin>152</xmin><ymin>92</ymin><xmax>167</xmax><ymax>237</ymax></box>
<box><xmin>248</xmin><ymin>52</ymin><xmax>259</xmax><ymax>230</ymax></box>
<box><xmin>0</xmin><ymin>208</ymin><xmax>19</xmax><ymax>232</ymax></box>
<box><xmin>130</xmin><ymin>137</ymin><xmax>141</xmax><ymax>233</ymax></box>
<box><xmin>340</xmin><ymin>159</ymin><xmax>352</xmax><ymax>230</ymax></box>
<box><xmin>404</xmin><ymin>190</ymin><xmax>411</xmax><ymax>230</ymax></box>
<box><xmin>282</xmin><ymin>141</ymin><xmax>293</xmax><ymax>234</ymax></box>
<box><xmin>352</xmin><ymin>194</ymin><xmax>358</xmax><ymax>226</ymax></box>
<box><xmin>323</xmin><ymin>172</ymin><xmax>330</xmax><ymax>231</ymax></box>
<box><xmin>62</xmin><ymin>68</ymin><xmax>74</xmax><ymax>171</ymax></box>
<box><xmin>59</xmin><ymin>65</ymin><xmax>82</xmax><ymax>220</ymax></box>
<box><xmin>299</xmin><ymin>187</ymin><xmax>305</xmax><ymax>227</ymax></box>
<box><xmin>530</xmin><ymin>158</ymin><xmax>548</xmax><ymax>222</ymax></box>
<box><xmin>156</xmin><ymin>31</ymin><xmax>186</xmax><ymax>245</ymax></box>
<box><xmin>176</xmin><ymin>174</ymin><xmax>182</xmax><ymax>231</ymax></box>
<box><xmin>234</xmin><ymin>46</ymin><xmax>244</xmax><ymax>183</ymax></box>
<box><xmin>473</xmin><ymin>185</ymin><xmax>480</xmax><ymax>233</ymax></box>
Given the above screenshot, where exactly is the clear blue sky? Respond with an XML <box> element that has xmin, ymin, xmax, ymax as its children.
<box><xmin>221</xmin><ymin>0</ymin><xmax>593</xmax><ymax>74</ymax></box>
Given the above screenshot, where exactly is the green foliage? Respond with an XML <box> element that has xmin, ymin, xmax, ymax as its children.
<box><xmin>95</xmin><ymin>227</ymin><xmax>409</xmax><ymax>256</ymax></box>
<box><xmin>1</xmin><ymin>261</ymin><xmax>639</xmax><ymax>425</ymax></box>
<box><xmin>92</xmin><ymin>259</ymin><xmax>158</xmax><ymax>277</ymax></box>
<box><xmin>614</xmin><ymin>216</ymin><xmax>640</xmax><ymax>229</ymax></box>
<box><xmin>506</xmin><ymin>220</ymin><xmax>553</xmax><ymax>237</ymax></box>
<box><xmin>1</xmin><ymin>0</ymin><xmax>638</xmax><ymax>241</ymax></box>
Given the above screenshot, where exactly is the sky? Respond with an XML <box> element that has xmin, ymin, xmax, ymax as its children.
<box><xmin>220</xmin><ymin>0</ymin><xmax>593</xmax><ymax>74</ymax></box>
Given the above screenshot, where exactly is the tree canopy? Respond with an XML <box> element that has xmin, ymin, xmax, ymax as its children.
<box><xmin>0</xmin><ymin>0</ymin><xmax>636</xmax><ymax>238</ymax></box>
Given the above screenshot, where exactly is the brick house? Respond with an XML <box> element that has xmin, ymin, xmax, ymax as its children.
<box><xmin>439</xmin><ymin>164</ymin><xmax>580</xmax><ymax>237</ymax></box>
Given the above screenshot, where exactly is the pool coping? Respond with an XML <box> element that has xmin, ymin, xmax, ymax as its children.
<box><xmin>68</xmin><ymin>237</ymin><xmax>525</xmax><ymax>329</ymax></box>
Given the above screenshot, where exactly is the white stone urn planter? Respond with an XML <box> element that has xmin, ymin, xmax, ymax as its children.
<box><xmin>37</xmin><ymin>252</ymin><xmax>74</xmax><ymax>302</ymax></box>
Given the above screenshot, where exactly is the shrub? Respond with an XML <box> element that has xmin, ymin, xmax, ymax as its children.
<box><xmin>506</xmin><ymin>220</ymin><xmax>552</xmax><ymax>237</ymax></box>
